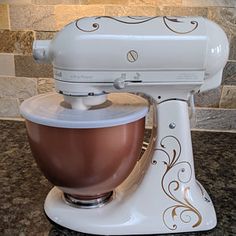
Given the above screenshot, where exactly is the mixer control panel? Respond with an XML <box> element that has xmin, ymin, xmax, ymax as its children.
<box><xmin>53</xmin><ymin>68</ymin><xmax>205</xmax><ymax>85</ymax></box>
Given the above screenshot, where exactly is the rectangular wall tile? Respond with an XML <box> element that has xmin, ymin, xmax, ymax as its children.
<box><xmin>32</xmin><ymin>0</ymin><xmax>78</xmax><ymax>4</ymax></box>
<box><xmin>0</xmin><ymin>0</ymin><xmax>31</xmax><ymax>4</ymax></box>
<box><xmin>220</xmin><ymin>85</ymin><xmax>236</xmax><ymax>109</ymax></box>
<box><xmin>37</xmin><ymin>78</ymin><xmax>55</xmax><ymax>94</ymax></box>
<box><xmin>159</xmin><ymin>7</ymin><xmax>208</xmax><ymax>17</ymax></box>
<box><xmin>0</xmin><ymin>97</ymin><xmax>20</xmax><ymax>117</ymax></box>
<box><xmin>154</xmin><ymin>0</ymin><xmax>182</xmax><ymax>6</ymax></box>
<box><xmin>0</xmin><ymin>30</ymin><xmax>34</xmax><ymax>55</ymax></box>
<box><xmin>9</xmin><ymin>5</ymin><xmax>56</xmax><ymax>31</ymax></box>
<box><xmin>35</xmin><ymin>31</ymin><xmax>57</xmax><ymax>40</ymax></box>
<box><xmin>14</xmin><ymin>55</ymin><xmax>53</xmax><ymax>78</ymax></box>
<box><xmin>0</xmin><ymin>4</ymin><xmax>9</xmax><ymax>29</ymax></box>
<box><xmin>223</xmin><ymin>62</ymin><xmax>236</xmax><ymax>85</ymax></box>
<box><xmin>129</xmin><ymin>0</ymin><xmax>182</xmax><ymax>6</ymax></box>
<box><xmin>192</xmin><ymin>108</ymin><xmax>236</xmax><ymax>131</ymax></box>
<box><xmin>128</xmin><ymin>0</ymin><xmax>156</xmax><ymax>5</ymax></box>
<box><xmin>229</xmin><ymin>34</ymin><xmax>236</xmax><ymax>60</ymax></box>
<box><xmin>183</xmin><ymin>0</ymin><xmax>236</xmax><ymax>7</ymax></box>
<box><xmin>194</xmin><ymin>87</ymin><xmax>222</xmax><ymax>108</ymax></box>
<box><xmin>105</xmin><ymin>6</ymin><xmax>156</xmax><ymax>16</ymax></box>
<box><xmin>208</xmin><ymin>7</ymin><xmax>236</xmax><ymax>44</ymax></box>
<box><xmin>85</xmin><ymin>0</ymin><xmax>127</xmax><ymax>4</ymax></box>
<box><xmin>0</xmin><ymin>76</ymin><xmax>37</xmax><ymax>99</ymax></box>
<box><xmin>0</xmin><ymin>54</ymin><xmax>15</xmax><ymax>76</ymax></box>
<box><xmin>55</xmin><ymin>5</ymin><xmax>105</xmax><ymax>30</ymax></box>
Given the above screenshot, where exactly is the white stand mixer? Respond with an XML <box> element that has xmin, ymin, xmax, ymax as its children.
<box><xmin>30</xmin><ymin>16</ymin><xmax>229</xmax><ymax>234</ymax></box>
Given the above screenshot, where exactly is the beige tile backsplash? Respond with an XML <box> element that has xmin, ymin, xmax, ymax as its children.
<box><xmin>14</xmin><ymin>55</ymin><xmax>53</xmax><ymax>78</ymax></box>
<box><xmin>9</xmin><ymin>4</ymin><xmax>56</xmax><ymax>31</ymax></box>
<box><xmin>0</xmin><ymin>54</ymin><xmax>15</xmax><ymax>76</ymax></box>
<box><xmin>182</xmin><ymin>0</ymin><xmax>236</xmax><ymax>7</ymax></box>
<box><xmin>0</xmin><ymin>4</ymin><xmax>9</xmax><ymax>29</ymax></box>
<box><xmin>0</xmin><ymin>97</ymin><xmax>20</xmax><ymax>117</ymax></box>
<box><xmin>0</xmin><ymin>0</ymin><xmax>235</xmax><ymax>131</ymax></box>
<box><xmin>0</xmin><ymin>30</ymin><xmax>34</xmax><ymax>55</ymax></box>
<box><xmin>55</xmin><ymin>5</ymin><xmax>105</xmax><ymax>29</ymax></box>
<box><xmin>220</xmin><ymin>86</ymin><xmax>236</xmax><ymax>109</ymax></box>
<box><xmin>105</xmin><ymin>5</ymin><xmax>156</xmax><ymax>16</ymax></box>
<box><xmin>0</xmin><ymin>76</ymin><xmax>37</xmax><ymax>100</ymax></box>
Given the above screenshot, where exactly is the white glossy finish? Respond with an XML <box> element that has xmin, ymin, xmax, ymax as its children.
<box><xmin>63</xmin><ymin>93</ymin><xmax>107</xmax><ymax>110</ymax></box>
<box><xmin>203</xmin><ymin>20</ymin><xmax>229</xmax><ymax>91</ymax></box>
<box><xmin>33</xmin><ymin>16</ymin><xmax>229</xmax><ymax>96</ymax></box>
<box><xmin>30</xmin><ymin>16</ymin><xmax>227</xmax><ymax>234</ymax></box>
<box><xmin>45</xmin><ymin>100</ymin><xmax>217</xmax><ymax>234</ymax></box>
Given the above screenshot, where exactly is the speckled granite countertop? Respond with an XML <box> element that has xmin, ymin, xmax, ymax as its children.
<box><xmin>0</xmin><ymin>120</ymin><xmax>235</xmax><ymax>236</ymax></box>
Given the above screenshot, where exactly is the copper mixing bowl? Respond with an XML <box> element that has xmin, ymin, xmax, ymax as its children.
<box><xmin>25</xmin><ymin>118</ymin><xmax>145</xmax><ymax>200</ymax></box>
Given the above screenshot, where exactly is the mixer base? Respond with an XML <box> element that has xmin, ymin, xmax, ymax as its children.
<box><xmin>45</xmin><ymin>180</ymin><xmax>216</xmax><ymax>235</ymax></box>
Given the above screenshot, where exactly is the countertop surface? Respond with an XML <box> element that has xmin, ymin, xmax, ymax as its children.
<box><xmin>0</xmin><ymin>120</ymin><xmax>235</xmax><ymax>236</ymax></box>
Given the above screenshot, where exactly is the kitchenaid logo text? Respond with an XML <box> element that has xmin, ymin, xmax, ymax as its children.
<box><xmin>71</xmin><ymin>75</ymin><xmax>93</xmax><ymax>80</ymax></box>
<box><xmin>54</xmin><ymin>70</ymin><xmax>93</xmax><ymax>81</ymax></box>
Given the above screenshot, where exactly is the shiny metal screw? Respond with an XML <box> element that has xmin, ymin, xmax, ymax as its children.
<box><xmin>127</xmin><ymin>50</ymin><xmax>138</xmax><ymax>62</ymax></box>
<box><xmin>169</xmin><ymin>122</ymin><xmax>176</xmax><ymax>129</ymax></box>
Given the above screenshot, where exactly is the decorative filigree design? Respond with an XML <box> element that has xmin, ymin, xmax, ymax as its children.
<box><xmin>75</xmin><ymin>16</ymin><xmax>199</xmax><ymax>34</ymax></box>
<box><xmin>154</xmin><ymin>136</ymin><xmax>202</xmax><ymax>230</ymax></box>
<box><xmin>75</xmin><ymin>17</ymin><xmax>99</xmax><ymax>32</ymax></box>
<box><xmin>163</xmin><ymin>16</ymin><xmax>198</xmax><ymax>34</ymax></box>
<box><xmin>75</xmin><ymin>16</ymin><xmax>159</xmax><ymax>32</ymax></box>
<box><xmin>96</xmin><ymin>16</ymin><xmax>159</xmax><ymax>24</ymax></box>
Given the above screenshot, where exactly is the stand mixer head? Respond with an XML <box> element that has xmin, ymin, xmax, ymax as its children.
<box><xmin>33</xmin><ymin>16</ymin><xmax>228</xmax><ymax>102</ymax></box>
<box><xmin>20</xmin><ymin>16</ymin><xmax>229</xmax><ymax>234</ymax></box>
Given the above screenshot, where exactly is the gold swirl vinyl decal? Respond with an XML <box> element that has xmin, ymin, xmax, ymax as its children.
<box><xmin>153</xmin><ymin>135</ymin><xmax>202</xmax><ymax>230</ymax></box>
<box><xmin>75</xmin><ymin>16</ymin><xmax>199</xmax><ymax>34</ymax></box>
<box><xmin>75</xmin><ymin>17</ymin><xmax>100</xmax><ymax>32</ymax></box>
<box><xmin>75</xmin><ymin>16</ymin><xmax>159</xmax><ymax>32</ymax></box>
<box><xmin>163</xmin><ymin>16</ymin><xmax>198</xmax><ymax>34</ymax></box>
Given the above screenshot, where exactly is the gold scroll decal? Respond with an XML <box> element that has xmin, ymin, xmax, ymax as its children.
<box><xmin>163</xmin><ymin>16</ymin><xmax>198</xmax><ymax>34</ymax></box>
<box><xmin>153</xmin><ymin>135</ymin><xmax>202</xmax><ymax>230</ymax></box>
<box><xmin>75</xmin><ymin>16</ymin><xmax>199</xmax><ymax>34</ymax></box>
